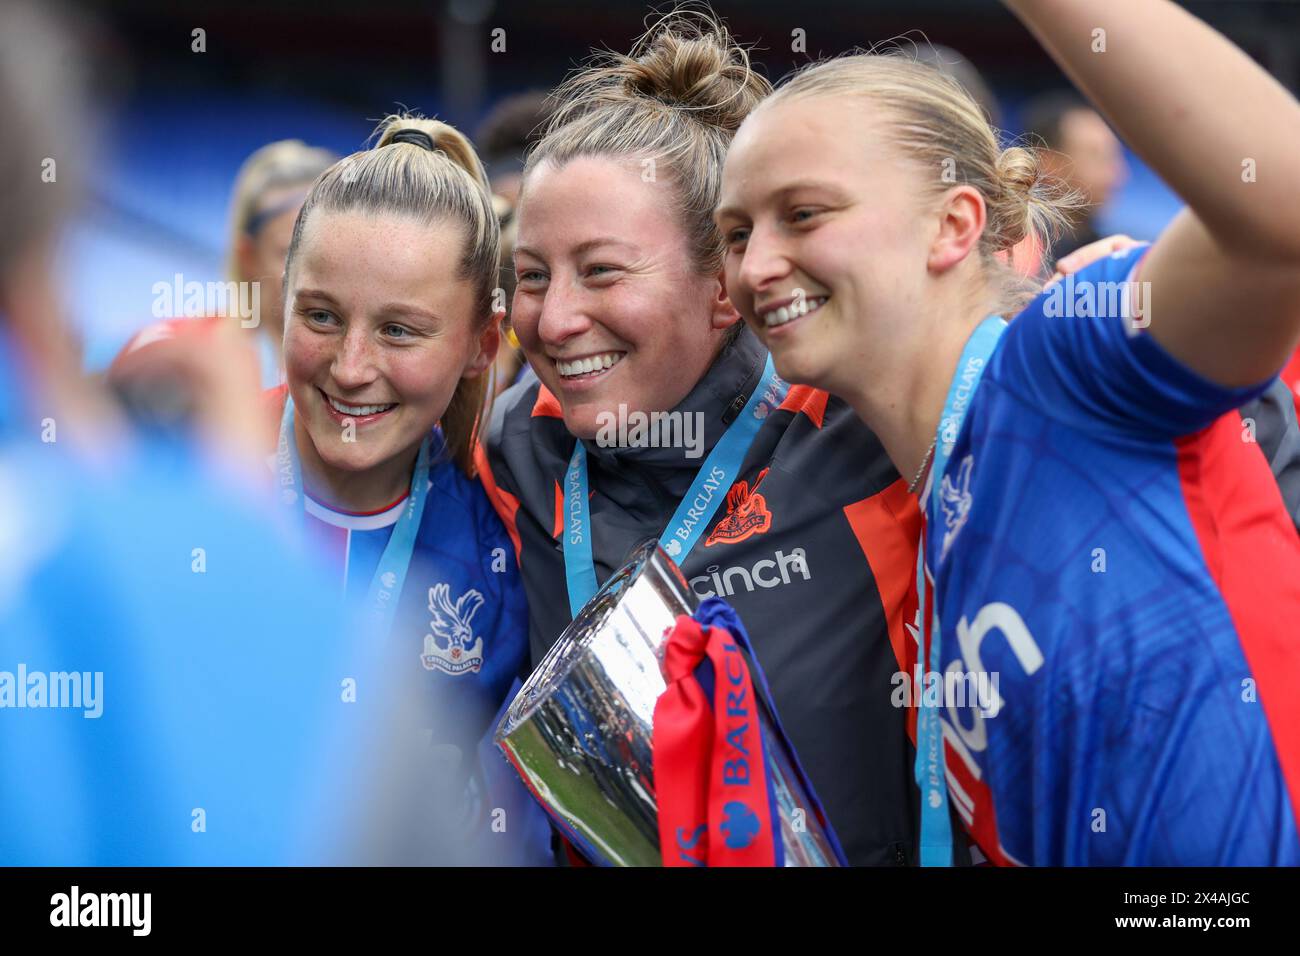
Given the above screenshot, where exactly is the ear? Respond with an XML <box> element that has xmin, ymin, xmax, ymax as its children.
<box><xmin>928</xmin><ymin>185</ymin><xmax>987</xmax><ymax>274</ymax></box>
<box><xmin>709</xmin><ymin>269</ymin><xmax>742</xmax><ymax>331</ymax></box>
<box><xmin>462</xmin><ymin>310</ymin><xmax>504</xmax><ymax>379</ymax></box>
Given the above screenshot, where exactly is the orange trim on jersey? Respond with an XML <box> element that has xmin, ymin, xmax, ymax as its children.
<box><xmin>1175</xmin><ymin>411</ymin><xmax>1300</xmax><ymax>830</ymax></box>
<box><xmin>778</xmin><ymin>386</ymin><xmax>828</xmax><ymax>429</ymax></box>
<box><xmin>532</xmin><ymin>386</ymin><xmax>564</xmax><ymax>419</ymax></box>
<box><xmin>473</xmin><ymin>442</ymin><xmax>523</xmax><ymax>563</ymax></box>
<box><xmin>843</xmin><ymin>478</ymin><xmax>922</xmax><ymax>744</ymax></box>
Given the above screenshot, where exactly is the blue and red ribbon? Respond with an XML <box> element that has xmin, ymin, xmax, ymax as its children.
<box><xmin>653</xmin><ymin>598</ymin><xmax>847</xmax><ymax>867</ymax></box>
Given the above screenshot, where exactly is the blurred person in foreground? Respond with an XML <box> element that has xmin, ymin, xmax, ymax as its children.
<box><xmin>0</xmin><ymin>0</ymin><xmax>429</xmax><ymax>865</ymax></box>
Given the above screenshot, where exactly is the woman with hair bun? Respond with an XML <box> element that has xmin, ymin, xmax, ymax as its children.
<box><xmin>718</xmin><ymin>0</ymin><xmax>1300</xmax><ymax>864</ymax></box>
<box><xmin>480</xmin><ymin>8</ymin><xmax>933</xmax><ymax>865</ymax></box>
<box><xmin>268</xmin><ymin>113</ymin><xmax>548</xmax><ymax>863</ymax></box>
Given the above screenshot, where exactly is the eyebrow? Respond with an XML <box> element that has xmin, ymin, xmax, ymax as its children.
<box><xmin>380</xmin><ymin>303</ymin><xmax>444</xmax><ymax>324</ymax></box>
<box><xmin>514</xmin><ymin>236</ymin><xmax>639</xmax><ymax>261</ymax></box>
<box><xmin>294</xmin><ymin>288</ymin><xmax>339</xmax><ymax>303</ymax></box>
<box><xmin>295</xmin><ymin>289</ymin><xmax>443</xmax><ymax>324</ymax></box>
<box><xmin>715</xmin><ymin>179</ymin><xmax>853</xmax><ymax>221</ymax></box>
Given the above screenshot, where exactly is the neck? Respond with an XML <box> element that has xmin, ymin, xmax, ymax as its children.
<box><xmin>838</xmin><ymin>308</ymin><xmax>988</xmax><ymax>494</ymax></box>
<box><xmin>293</xmin><ymin>414</ymin><xmax>419</xmax><ymax>513</ymax></box>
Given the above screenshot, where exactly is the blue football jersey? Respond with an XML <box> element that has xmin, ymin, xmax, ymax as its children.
<box><xmin>265</xmin><ymin>385</ymin><xmax>552</xmax><ymax>865</ymax></box>
<box><xmin>926</xmin><ymin>245</ymin><xmax>1300</xmax><ymax>865</ymax></box>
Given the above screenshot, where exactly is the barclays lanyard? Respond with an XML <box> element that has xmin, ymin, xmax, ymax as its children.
<box><xmin>914</xmin><ymin>315</ymin><xmax>1006</xmax><ymax>866</ymax></box>
<box><xmin>562</xmin><ymin>355</ymin><xmax>784</xmax><ymax>616</ymax></box>
<box><xmin>276</xmin><ymin>395</ymin><xmax>433</xmax><ymax>637</ymax></box>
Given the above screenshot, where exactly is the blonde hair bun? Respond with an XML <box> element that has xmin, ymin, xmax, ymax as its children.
<box><xmin>613</xmin><ymin>9</ymin><xmax>762</xmax><ymax>133</ymax></box>
<box><xmin>526</xmin><ymin>5</ymin><xmax>772</xmax><ymax>276</ymax></box>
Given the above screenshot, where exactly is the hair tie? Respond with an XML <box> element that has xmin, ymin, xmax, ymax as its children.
<box><xmin>388</xmin><ymin>129</ymin><xmax>436</xmax><ymax>151</ymax></box>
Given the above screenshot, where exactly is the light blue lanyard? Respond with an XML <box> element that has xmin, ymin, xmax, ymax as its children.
<box><xmin>276</xmin><ymin>395</ymin><xmax>433</xmax><ymax>636</ymax></box>
<box><xmin>914</xmin><ymin>315</ymin><xmax>1006</xmax><ymax>867</ymax></box>
<box><xmin>562</xmin><ymin>355</ymin><xmax>784</xmax><ymax>616</ymax></box>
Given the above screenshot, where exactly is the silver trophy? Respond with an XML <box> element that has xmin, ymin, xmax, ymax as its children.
<box><xmin>494</xmin><ymin>539</ymin><xmax>842</xmax><ymax>866</ymax></box>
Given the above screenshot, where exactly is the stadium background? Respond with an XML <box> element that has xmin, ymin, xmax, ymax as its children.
<box><xmin>62</xmin><ymin>0</ymin><xmax>1300</xmax><ymax>370</ymax></box>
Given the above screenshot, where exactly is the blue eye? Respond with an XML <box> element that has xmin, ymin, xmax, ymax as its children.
<box><xmin>303</xmin><ymin>309</ymin><xmax>336</xmax><ymax>326</ymax></box>
<box><xmin>383</xmin><ymin>324</ymin><xmax>411</xmax><ymax>338</ymax></box>
<box><xmin>727</xmin><ymin>227</ymin><xmax>750</xmax><ymax>245</ymax></box>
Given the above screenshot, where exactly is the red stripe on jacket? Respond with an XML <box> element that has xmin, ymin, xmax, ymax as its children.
<box><xmin>843</xmin><ymin>478</ymin><xmax>923</xmax><ymax>744</ymax></box>
<box><xmin>1176</xmin><ymin>410</ymin><xmax>1300</xmax><ymax>829</ymax></box>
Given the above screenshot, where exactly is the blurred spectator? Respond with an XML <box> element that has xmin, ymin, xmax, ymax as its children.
<box><xmin>1022</xmin><ymin>90</ymin><xmax>1128</xmax><ymax>261</ymax></box>
<box><xmin>108</xmin><ymin>140</ymin><xmax>336</xmax><ymax>403</ymax></box>
<box><xmin>476</xmin><ymin>89</ymin><xmax>554</xmax><ymax>207</ymax></box>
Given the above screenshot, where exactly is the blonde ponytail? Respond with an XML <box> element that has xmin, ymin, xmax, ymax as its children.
<box><xmin>284</xmin><ymin>112</ymin><xmax>501</xmax><ymax>476</ymax></box>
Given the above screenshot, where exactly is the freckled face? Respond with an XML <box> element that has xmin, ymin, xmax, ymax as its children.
<box><xmin>718</xmin><ymin>97</ymin><xmax>934</xmax><ymax>395</ymax></box>
<box><xmin>283</xmin><ymin>211</ymin><xmax>490</xmax><ymax>475</ymax></box>
<box><xmin>511</xmin><ymin>156</ymin><xmax>732</xmax><ymax>439</ymax></box>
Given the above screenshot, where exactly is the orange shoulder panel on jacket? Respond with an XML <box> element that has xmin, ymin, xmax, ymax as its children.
<box><xmin>532</xmin><ymin>386</ymin><xmax>563</xmax><ymax>419</ymax></box>
<box><xmin>843</xmin><ymin>478</ymin><xmax>922</xmax><ymax>743</ymax></box>
<box><xmin>777</xmin><ymin>385</ymin><xmax>829</xmax><ymax>429</ymax></box>
<box><xmin>474</xmin><ymin>441</ymin><xmax>523</xmax><ymax>562</ymax></box>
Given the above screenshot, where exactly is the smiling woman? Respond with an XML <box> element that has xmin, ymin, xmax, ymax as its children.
<box><xmin>717</xmin><ymin>0</ymin><xmax>1300</xmax><ymax>865</ymax></box>
<box><xmin>480</xmin><ymin>8</ymin><xmax>939</xmax><ymax>867</ymax></box>
<box><xmin>260</xmin><ymin>113</ymin><xmax>552</xmax><ymax>864</ymax></box>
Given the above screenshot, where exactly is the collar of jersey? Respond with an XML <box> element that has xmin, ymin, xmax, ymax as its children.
<box><xmin>580</xmin><ymin>323</ymin><xmax>768</xmax><ymax>472</ymax></box>
<box><xmin>303</xmin><ymin>489</ymin><xmax>409</xmax><ymax>531</ymax></box>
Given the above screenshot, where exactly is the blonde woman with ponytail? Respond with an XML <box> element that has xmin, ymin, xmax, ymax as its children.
<box><xmin>268</xmin><ymin>114</ymin><xmax>548</xmax><ymax>863</ymax></box>
<box><xmin>719</xmin><ymin>0</ymin><xmax>1300</xmax><ymax>865</ymax></box>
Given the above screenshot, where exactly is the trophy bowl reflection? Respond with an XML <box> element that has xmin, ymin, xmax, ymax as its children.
<box><xmin>493</xmin><ymin>539</ymin><xmax>841</xmax><ymax>866</ymax></box>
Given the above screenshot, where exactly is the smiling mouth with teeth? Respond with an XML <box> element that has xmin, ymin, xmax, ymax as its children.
<box><xmin>321</xmin><ymin>389</ymin><xmax>398</xmax><ymax>417</ymax></box>
<box><xmin>760</xmin><ymin>296</ymin><xmax>830</xmax><ymax>329</ymax></box>
<box><xmin>555</xmin><ymin>351</ymin><xmax>626</xmax><ymax>379</ymax></box>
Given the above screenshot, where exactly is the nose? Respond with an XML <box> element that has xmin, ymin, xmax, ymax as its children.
<box><xmin>535</xmin><ymin>273</ymin><xmax>595</xmax><ymax>349</ymax></box>
<box><xmin>329</xmin><ymin>324</ymin><xmax>379</xmax><ymax>391</ymax></box>
<box><xmin>736</xmin><ymin>223</ymin><xmax>792</xmax><ymax>302</ymax></box>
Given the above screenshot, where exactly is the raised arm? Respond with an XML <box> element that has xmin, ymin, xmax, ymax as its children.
<box><xmin>1005</xmin><ymin>0</ymin><xmax>1300</xmax><ymax>387</ymax></box>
